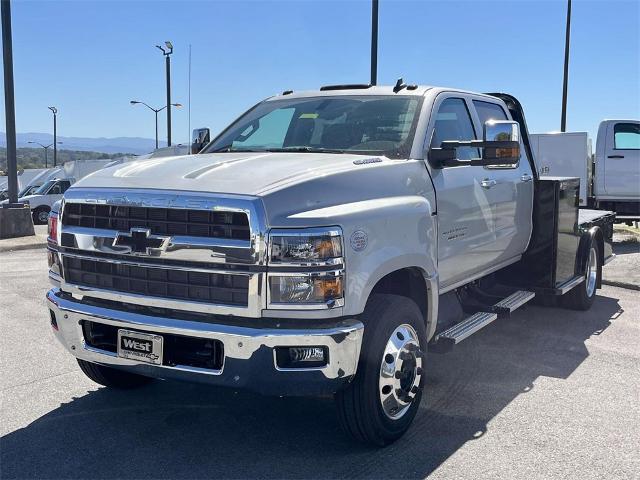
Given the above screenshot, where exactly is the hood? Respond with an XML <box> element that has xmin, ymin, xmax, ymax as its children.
<box><xmin>72</xmin><ymin>152</ymin><xmax>392</xmax><ymax>196</ymax></box>
<box><xmin>0</xmin><ymin>194</ymin><xmax>36</xmax><ymax>205</ymax></box>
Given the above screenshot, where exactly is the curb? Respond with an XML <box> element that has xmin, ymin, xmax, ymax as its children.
<box><xmin>602</xmin><ymin>279</ymin><xmax>640</xmax><ymax>291</ymax></box>
<box><xmin>0</xmin><ymin>241</ymin><xmax>47</xmax><ymax>253</ymax></box>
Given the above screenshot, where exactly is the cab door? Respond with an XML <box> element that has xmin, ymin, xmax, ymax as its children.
<box><xmin>425</xmin><ymin>95</ymin><xmax>497</xmax><ymax>290</ymax></box>
<box><xmin>470</xmin><ymin>98</ymin><xmax>534</xmax><ymax>267</ymax></box>
<box><xmin>603</xmin><ymin>121</ymin><xmax>640</xmax><ymax>197</ymax></box>
<box><xmin>44</xmin><ymin>180</ymin><xmax>71</xmax><ymax>207</ymax></box>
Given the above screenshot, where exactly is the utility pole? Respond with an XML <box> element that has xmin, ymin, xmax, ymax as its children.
<box><xmin>560</xmin><ymin>0</ymin><xmax>572</xmax><ymax>132</ymax></box>
<box><xmin>2</xmin><ymin>0</ymin><xmax>19</xmax><ymax>205</ymax></box>
<box><xmin>370</xmin><ymin>0</ymin><xmax>379</xmax><ymax>86</ymax></box>
<box><xmin>48</xmin><ymin>106</ymin><xmax>58</xmax><ymax>166</ymax></box>
<box><xmin>156</xmin><ymin>41</ymin><xmax>174</xmax><ymax>146</ymax></box>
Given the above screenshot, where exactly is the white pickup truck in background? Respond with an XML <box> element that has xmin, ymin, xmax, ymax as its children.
<box><xmin>531</xmin><ymin>119</ymin><xmax>640</xmax><ymax>222</ymax></box>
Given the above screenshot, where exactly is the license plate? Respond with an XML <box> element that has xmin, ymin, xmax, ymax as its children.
<box><xmin>117</xmin><ymin>329</ymin><xmax>163</xmax><ymax>365</ymax></box>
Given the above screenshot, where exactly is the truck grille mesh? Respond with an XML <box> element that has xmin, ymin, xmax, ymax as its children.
<box><xmin>62</xmin><ymin>203</ymin><xmax>250</xmax><ymax>240</ymax></box>
<box><xmin>63</xmin><ymin>257</ymin><xmax>249</xmax><ymax>306</ymax></box>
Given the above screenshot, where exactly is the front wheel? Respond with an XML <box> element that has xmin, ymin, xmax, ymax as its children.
<box><xmin>335</xmin><ymin>294</ymin><xmax>427</xmax><ymax>446</ymax></box>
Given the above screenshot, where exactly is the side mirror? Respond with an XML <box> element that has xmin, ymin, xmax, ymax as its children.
<box><xmin>191</xmin><ymin>128</ymin><xmax>210</xmax><ymax>154</ymax></box>
<box><xmin>428</xmin><ymin>120</ymin><xmax>521</xmax><ymax>168</ymax></box>
<box><xmin>482</xmin><ymin>120</ymin><xmax>520</xmax><ymax>164</ymax></box>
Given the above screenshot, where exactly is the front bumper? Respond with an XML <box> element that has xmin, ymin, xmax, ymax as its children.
<box><xmin>46</xmin><ymin>288</ymin><xmax>363</xmax><ymax>396</ymax></box>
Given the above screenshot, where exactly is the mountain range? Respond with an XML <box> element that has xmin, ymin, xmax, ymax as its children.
<box><xmin>0</xmin><ymin>132</ymin><xmax>162</xmax><ymax>155</ymax></box>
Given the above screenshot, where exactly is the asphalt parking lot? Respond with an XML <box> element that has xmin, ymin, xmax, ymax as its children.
<box><xmin>1</xmin><ymin>247</ymin><xmax>639</xmax><ymax>480</ymax></box>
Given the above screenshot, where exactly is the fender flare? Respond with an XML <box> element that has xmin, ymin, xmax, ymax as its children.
<box><xmin>575</xmin><ymin>226</ymin><xmax>604</xmax><ymax>288</ymax></box>
<box><xmin>360</xmin><ymin>256</ymin><xmax>439</xmax><ymax>342</ymax></box>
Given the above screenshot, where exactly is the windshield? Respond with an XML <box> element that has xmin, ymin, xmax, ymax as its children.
<box><xmin>204</xmin><ymin>95</ymin><xmax>423</xmax><ymax>159</ymax></box>
<box><xmin>19</xmin><ymin>185</ymin><xmax>39</xmax><ymax>197</ymax></box>
<box><xmin>33</xmin><ymin>180</ymin><xmax>56</xmax><ymax>195</ymax></box>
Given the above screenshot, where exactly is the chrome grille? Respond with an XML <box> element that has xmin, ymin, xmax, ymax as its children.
<box><xmin>63</xmin><ymin>256</ymin><xmax>250</xmax><ymax>306</ymax></box>
<box><xmin>56</xmin><ymin>189</ymin><xmax>268</xmax><ymax>317</ymax></box>
<box><xmin>62</xmin><ymin>203</ymin><xmax>250</xmax><ymax>240</ymax></box>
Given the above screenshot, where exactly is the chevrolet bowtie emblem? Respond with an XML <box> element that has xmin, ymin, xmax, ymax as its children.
<box><xmin>113</xmin><ymin>228</ymin><xmax>170</xmax><ymax>256</ymax></box>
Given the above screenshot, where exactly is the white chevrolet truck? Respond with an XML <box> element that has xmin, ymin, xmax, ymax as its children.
<box><xmin>531</xmin><ymin>119</ymin><xmax>640</xmax><ymax>222</ymax></box>
<box><xmin>46</xmin><ymin>84</ymin><xmax>614</xmax><ymax>445</ymax></box>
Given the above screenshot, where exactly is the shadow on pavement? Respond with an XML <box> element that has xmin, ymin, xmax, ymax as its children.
<box><xmin>612</xmin><ymin>241</ymin><xmax>639</xmax><ymax>256</ymax></box>
<box><xmin>1</xmin><ymin>295</ymin><xmax>623</xmax><ymax>479</ymax></box>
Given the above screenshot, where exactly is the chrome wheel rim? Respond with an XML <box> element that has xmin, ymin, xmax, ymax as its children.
<box><xmin>38</xmin><ymin>211</ymin><xmax>49</xmax><ymax>223</ymax></box>
<box><xmin>379</xmin><ymin>324</ymin><xmax>423</xmax><ymax>420</ymax></box>
<box><xmin>585</xmin><ymin>247</ymin><xmax>597</xmax><ymax>297</ymax></box>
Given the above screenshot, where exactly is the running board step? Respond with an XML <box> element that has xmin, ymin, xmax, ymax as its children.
<box><xmin>491</xmin><ymin>290</ymin><xmax>535</xmax><ymax>316</ymax></box>
<box><xmin>434</xmin><ymin>312</ymin><xmax>498</xmax><ymax>351</ymax></box>
<box><xmin>431</xmin><ymin>290</ymin><xmax>535</xmax><ymax>353</ymax></box>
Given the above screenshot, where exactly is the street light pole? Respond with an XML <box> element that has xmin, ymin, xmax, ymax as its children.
<box><xmin>27</xmin><ymin>141</ymin><xmax>61</xmax><ymax>168</ymax></box>
<box><xmin>2</xmin><ymin>0</ymin><xmax>19</xmax><ymax>205</ymax></box>
<box><xmin>48</xmin><ymin>106</ymin><xmax>58</xmax><ymax>166</ymax></box>
<box><xmin>370</xmin><ymin>0</ymin><xmax>379</xmax><ymax>86</ymax></box>
<box><xmin>156</xmin><ymin>41</ymin><xmax>174</xmax><ymax>146</ymax></box>
<box><xmin>560</xmin><ymin>0</ymin><xmax>572</xmax><ymax>132</ymax></box>
<box><xmin>130</xmin><ymin>100</ymin><xmax>182</xmax><ymax>150</ymax></box>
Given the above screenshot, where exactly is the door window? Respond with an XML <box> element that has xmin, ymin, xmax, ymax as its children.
<box><xmin>48</xmin><ymin>183</ymin><xmax>63</xmax><ymax>194</ymax></box>
<box><xmin>430</xmin><ymin>98</ymin><xmax>478</xmax><ymax>160</ymax></box>
<box><xmin>614</xmin><ymin>123</ymin><xmax>640</xmax><ymax>150</ymax></box>
<box><xmin>48</xmin><ymin>181</ymin><xmax>70</xmax><ymax>195</ymax></box>
<box><xmin>473</xmin><ymin>100</ymin><xmax>518</xmax><ymax>168</ymax></box>
<box><xmin>473</xmin><ymin>100</ymin><xmax>508</xmax><ymax>124</ymax></box>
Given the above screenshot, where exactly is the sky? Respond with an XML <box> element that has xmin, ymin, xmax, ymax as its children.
<box><xmin>1</xmin><ymin>0</ymin><xmax>639</xmax><ymax>145</ymax></box>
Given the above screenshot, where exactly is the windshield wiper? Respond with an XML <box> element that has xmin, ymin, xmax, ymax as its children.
<box><xmin>209</xmin><ymin>145</ymin><xmax>264</xmax><ymax>153</ymax></box>
<box><xmin>265</xmin><ymin>146</ymin><xmax>346</xmax><ymax>154</ymax></box>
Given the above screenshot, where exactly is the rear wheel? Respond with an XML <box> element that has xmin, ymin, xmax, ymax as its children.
<box><xmin>335</xmin><ymin>294</ymin><xmax>426</xmax><ymax>446</ymax></box>
<box><xmin>562</xmin><ymin>241</ymin><xmax>600</xmax><ymax>311</ymax></box>
<box><xmin>77</xmin><ymin>359</ymin><xmax>153</xmax><ymax>389</ymax></box>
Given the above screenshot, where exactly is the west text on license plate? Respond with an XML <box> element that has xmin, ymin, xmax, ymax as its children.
<box><xmin>117</xmin><ymin>329</ymin><xmax>163</xmax><ymax>365</ymax></box>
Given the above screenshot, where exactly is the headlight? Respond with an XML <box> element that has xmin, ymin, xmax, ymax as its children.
<box><xmin>269</xmin><ymin>273</ymin><xmax>343</xmax><ymax>306</ymax></box>
<box><xmin>267</xmin><ymin>227</ymin><xmax>344</xmax><ymax>309</ymax></box>
<box><xmin>270</xmin><ymin>228</ymin><xmax>342</xmax><ymax>265</ymax></box>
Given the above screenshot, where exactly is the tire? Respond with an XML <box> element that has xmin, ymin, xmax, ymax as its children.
<box><xmin>562</xmin><ymin>240</ymin><xmax>600</xmax><ymax>311</ymax></box>
<box><xmin>32</xmin><ymin>206</ymin><xmax>50</xmax><ymax>225</ymax></box>
<box><xmin>77</xmin><ymin>359</ymin><xmax>153</xmax><ymax>389</ymax></box>
<box><xmin>335</xmin><ymin>294</ymin><xmax>427</xmax><ymax>446</ymax></box>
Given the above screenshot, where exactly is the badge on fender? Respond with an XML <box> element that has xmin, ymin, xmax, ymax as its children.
<box><xmin>350</xmin><ymin>230</ymin><xmax>368</xmax><ymax>252</ymax></box>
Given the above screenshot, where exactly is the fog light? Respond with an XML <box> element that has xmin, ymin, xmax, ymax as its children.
<box><xmin>49</xmin><ymin>310</ymin><xmax>58</xmax><ymax>331</ymax></box>
<box><xmin>275</xmin><ymin>346</ymin><xmax>328</xmax><ymax>369</ymax></box>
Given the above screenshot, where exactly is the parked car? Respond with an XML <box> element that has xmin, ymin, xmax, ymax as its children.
<box><xmin>531</xmin><ymin>119</ymin><xmax>640</xmax><ymax>222</ymax></box>
<box><xmin>45</xmin><ymin>83</ymin><xmax>614</xmax><ymax>446</ymax></box>
<box><xmin>20</xmin><ymin>178</ymin><xmax>74</xmax><ymax>224</ymax></box>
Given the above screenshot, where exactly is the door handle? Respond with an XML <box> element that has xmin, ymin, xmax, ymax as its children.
<box><xmin>521</xmin><ymin>173</ymin><xmax>533</xmax><ymax>182</ymax></box>
<box><xmin>608</xmin><ymin>155</ymin><xmax>624</xmax><ymax>158</ymax></box>
<box><xmin>481</xmin><ymin>178</ymin><xmax>497</xmax><ymax>189</ymax></box>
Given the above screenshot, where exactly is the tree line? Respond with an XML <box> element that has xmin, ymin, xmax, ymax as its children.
<box><xmin>0</xmin><ymin>147</ymin><xmax>133</xmax><ymax>174</ymax></box>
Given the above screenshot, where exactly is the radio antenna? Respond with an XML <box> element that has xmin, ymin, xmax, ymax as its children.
<box><xmin>188</xmin><ymin>44</ymin><xmax>192</xmax><ymax>146</ymax></box>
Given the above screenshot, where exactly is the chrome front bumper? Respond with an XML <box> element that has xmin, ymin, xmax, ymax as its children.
<box><xmin>46</xmin><ymin>288</ymin><xmax>363</xmax><ymax>396</ymax></box>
